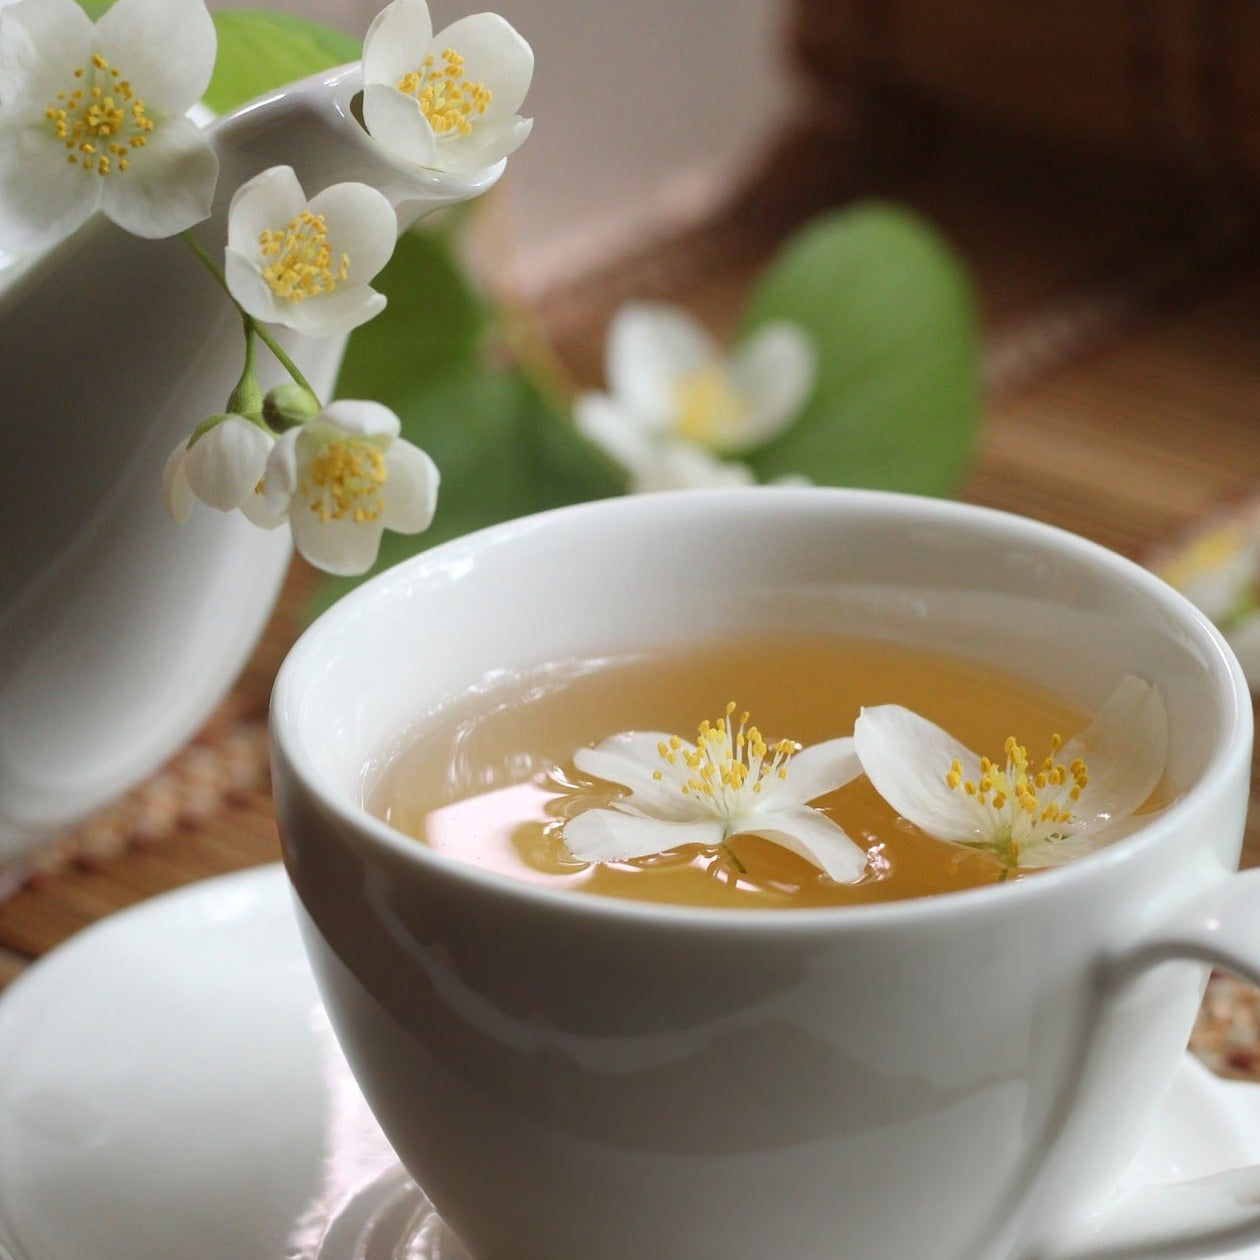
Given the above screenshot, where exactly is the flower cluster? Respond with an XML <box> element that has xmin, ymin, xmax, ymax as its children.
<box><xmin>0</xmin><ymin>0</ymin><xmax>532</xmax><ymax>574</ymax></box>
<box><xmin>562</xmin><ymin>677</ymin><xmax>1168</xmax><ymax>881</ymax></box>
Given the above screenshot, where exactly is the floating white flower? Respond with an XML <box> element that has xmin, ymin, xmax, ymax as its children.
<box><xmin>262</xmin><ymin>399</ymin><xmax>439</xmax><ymax>576</ymax></box>
<box><xmin>162</xmin><ymin>414</ymin><xmax>283</xmax><ymax>528</ymax></box>
<box><xmin>852</xmin><ymin>676</ymin><xmax>1168</xmax><ymax>869</ymax></box>
<box><xmin>361</xmin><ymin>0</ymin><xmax>533</xmax><ymax>175</ymax></box>
<box><xmin>224</xmin><ymin>166</ymin><xmax>397</xmax><ymax>337</ymax></box>
<box><xmin>574</xmin><ymin>303</ymin><xmax>815</xmax><ymax>493</ymax></box>
<box><xmin>0</xmin><ymin>0</ymin><xmax>219</xmax><ymax>252</ymax></box>
<box><xmin>564</xmin><ymin>702</ymin><xmax>868</xmax><ymax>882</ymax></box>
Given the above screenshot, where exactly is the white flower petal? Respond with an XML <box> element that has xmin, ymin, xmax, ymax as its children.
<box><xmin>320</xmin><ymin>399</ymin><xmax>400</xmax><ymax>439</ymax></box>
<box><xmin>563</xmin><ymin>809</ymin><xmax>724</xmax><ymax>864</ymax></box>
<box><xmin>853</xmin><ymin>704</ymin><xmax>990</xmax><ymax>843</ymax></box>
<box><xmin>98</xmin><ymin>114</ymin><xmax>217</xmax><ymax>238</ymax></box>
<box><xmin>363</xmin><ymin>0</ymin><xmax>433</xmax><ymax>88</ymax></box>
<box><xmin>360</xmin><ymin>83</ymin><xmax>439</xmax><ymax>169</ymax></box>
<box><xmin>748</xmin><ymin>806</ymin><xmax>869</xmax><ymax>883</ymax></box>
<box><xmin>607</xmin><ymin>303</ymin><xmax>715</xmax><ymax>425</ymax></box>
<box><xmin>724</xmin><ymin>322</ymin><xmax>815</xmax><ymax>450</ymax></box>
<box><xmin>239</xmin><ymin>485</ymin><xmax>288</xmax><ymax>530</ymax></box>
<box><xmin>1062</xmin><ymin>676</ymin><xmax>1168</xmax><ymax>826</ymax></box>
<box><xmin>630</xmin><ymin>442</ymin><xmax>756</xmax><ymax>493</ymax></box>
<box><xmin>766</xmin><ymin>736</ymin><xmax>861</xmax><ymax>806</ymax></box>
<box><xmin>182</xmin><ymin>416</ymin><xmax>271</xmax><ymax>511</ymax></box>
<box><xmin>379</xmin><ymin>439</ymin><xmax>440</xmax><ymax>534</ymax></box>
<box><xmin>574</xmin><ymin>733</ymin><xmax>706</xmax><ymax>822</ymax></box>
<box><xmin>262</xmin><ymin>428</ymin><xmax>301</xmax><ymax>516</ymax></box>
<box><xmin>0</xmin><ymin>0</ymin><xmax>92</xmax><ymax>105</ymax></box>
<box><xmin>289</xmin><ymin>507</ymin><xmax>386</xmax><ymax>577</ymax></box>
<box><xmin>429</xmin><ymin>113</ymin><xmax>531</xmax><ymax>173</ymax></box>
<box><xmin>161</xmin><ymin>440</ymin><xmax>194</xmax><ymax>523</ymax></box>
<box><xmin>1016</xmin><ymin>828</ymin><xmax>1103</xmax><ymax>870</ymax></box>
<box><xmin>226</xmin><ymin>165</ymin><xmax>305</xmax><ymax>254</ymax></box>
<box><xmin>305</xmin><ymin>181</ymin><xmax>398</xmax><ymax>284</ymax></box>
<box><xmin>97</xmin><ymin>0</ymin><xmax>216</xmax><ymax>115</ymax></box>
<box><xmin>434</xmin><ymin>13</ymin><xmax>533</xmax><ymax>117</ymax></box>
<box><xmin>261</xmin><ymin>285</ymin><xmax>386</xmax><ymax>337</ymax></box>
<box><xmin>222</xmin><ymin>249</ymin><xmax>283</xmax><ymax>325</ymax></box>
<box><xmin>574</xmin><ymin>392</ymin><xmax>654</xmax><ymax>477</ymax></box>
<box><xmin>0</xmin><ymin>118</ymin><xmax>99</xmax><ymax>251</ymax></box>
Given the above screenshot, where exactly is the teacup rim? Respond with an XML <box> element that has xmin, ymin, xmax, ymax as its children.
<box><xmin>271</xmin><ymin>486</ymin><xmax>1254</xmax><ymax>930</ymax></box>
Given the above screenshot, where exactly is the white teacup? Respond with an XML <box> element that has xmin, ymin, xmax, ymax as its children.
<box><xmin>271</xmin><ymin>488</ymin><xmax>1257</xmax><ymax>1260</ymax></box>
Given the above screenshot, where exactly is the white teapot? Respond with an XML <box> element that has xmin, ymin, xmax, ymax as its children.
<box><xmin>0</xmin><ymin>64</ymin><xmax>502</xmax><ymax>864</ymax></box>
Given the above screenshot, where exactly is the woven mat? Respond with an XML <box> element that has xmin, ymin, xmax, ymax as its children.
<box><xmin>1</xmin><ymin>117</ymin><xmax>1258</xmax><ymax>1078</ymax></box>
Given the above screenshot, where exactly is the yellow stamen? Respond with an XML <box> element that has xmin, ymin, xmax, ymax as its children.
<box><xmin>947</xmin><ymin>730</ymin><xmax>1090</xmax><ymax>837</ymax></box>
<box><xmin>397</xmin><ymin>48</ymin><xmax>492</xmax><ymax>138</ymax></box>
<box><xmin>259</xmin><ymin>210</ymin><xmax>350</xmax><ymax>303</ymax></box>
<box><xmin>46</xmin><ymin>53</ymin><xmax>152</xmax><ymax>178</ymax></box>
<box><xmin>658</xmin><ymin>702</ymin><xmax>798</xmax><ymax>805</ymax></box>
<box><xmin>301</xmin><ymin>438</ymin><xmax>387</xmax><ymax>524</ymax></box>
<box><xmin>671</xmin><ymin>364</ymin><xmax>750</xmax><ymax>447</ymax></box>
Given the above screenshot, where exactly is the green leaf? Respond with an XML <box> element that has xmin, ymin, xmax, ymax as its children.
<box><xmin>75</xmin><ymin>0</ymin><xmax>113</xmax><ymax>17</ymax></box>
<box><xmin>335</xmin><ymin>224</ymin><xmax>491</xmax><ymax>404</ymax></box>
<box><xmin>205</xmin><ymin>10</ymin><xmax>360</xmax><ymax>115</ymax></box>
<box><xmin>307</xmin><ymin>369</ymin><xmax>624</xmax><ymax>619</ymax></box>
<box><xmin>740</xmin><ymin>202</ymin><xmax>981</xmax><ymax>497</ymax></box>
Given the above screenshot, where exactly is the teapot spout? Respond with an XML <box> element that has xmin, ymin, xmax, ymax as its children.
<box><xmin>202</xmin><ymin>62</ymin><xmax>505</xmax><ymax>242</ymax></box>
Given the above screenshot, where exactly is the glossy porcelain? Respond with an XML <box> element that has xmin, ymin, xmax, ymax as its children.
<box><xmin>271</xmin><ymin>487</ymin><xmax>1256</xmax><ymax>1260</ymax></box>
<box><xmin>0</xmin><ymin>65</ymin><xmax>502</xmax><ymax>863</ymax></box>
<box><xmin>0</xmin><ymin>866</ymin><xmax>432</xmax><ymax>1260</ymax></box>
<box><xmin>3</xmin><ymin>864</ymin><xmax>1259</xmax><ymax>1260</ymax></box>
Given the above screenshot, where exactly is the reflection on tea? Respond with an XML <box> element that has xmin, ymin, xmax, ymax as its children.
<box><xmin>367</xmin><ymin>634</ymin><xmax>1155</xmax><ymax>908</ymax></box>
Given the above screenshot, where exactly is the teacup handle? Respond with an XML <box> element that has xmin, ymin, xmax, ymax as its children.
<box><xmin>1044</xmin><ymin>867</ymin><xmax>1260</xmax><ymax>1260</ymax></box>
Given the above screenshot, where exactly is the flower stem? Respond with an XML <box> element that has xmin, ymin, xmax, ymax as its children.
<box><xmin>720</xmin><ymin>840</ymin><xmax>747</xmax><ymax>875</ymax></box>
<box><xmin>226</xmin><ymin>325</ymin><xmax>265</xmax><ymax>424</ymax></box>
<box><xmin>180</xmin><ymin>230</ymin><xmax>319</xmax><ymax>399</ymax></box>
<box><xmin>246</xmin><ymin>315</ymin><xmax>318</xmax><ymax>399</ymax></box>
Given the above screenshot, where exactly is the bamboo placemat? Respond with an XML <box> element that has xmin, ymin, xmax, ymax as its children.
<box><xmin>0</xmin><ymin>117</ymin><xmax>1257</xmax><ymax>1076</ymax></box>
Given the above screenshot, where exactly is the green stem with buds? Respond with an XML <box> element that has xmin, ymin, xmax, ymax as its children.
<box><xmin>180</xmin><ymin>229</ymin><xmax>319</xmax><ymax>400</ymax></box>
<box><xmin>226</xmin><ymin>324</ymin><xmax>265</xmax><ymax>423</ymax></box>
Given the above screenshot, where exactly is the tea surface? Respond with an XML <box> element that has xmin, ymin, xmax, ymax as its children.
<box><xmin>370</xmin><ymin>635</ymin><xmax>1100</xmax><ymax>908</ymax></box>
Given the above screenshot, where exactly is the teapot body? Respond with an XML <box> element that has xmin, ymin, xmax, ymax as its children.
<box><xmin>0</xmin><ymin>66</ymin><xmax>501</xmax><ymax>865</ymax></box>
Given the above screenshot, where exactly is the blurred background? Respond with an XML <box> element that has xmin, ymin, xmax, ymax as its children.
<box><xmin>216</xmin><ymin>0</ymin><xmax>799</xmax><ymax>296</ymax></box>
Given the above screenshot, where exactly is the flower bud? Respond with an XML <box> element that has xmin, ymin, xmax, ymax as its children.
<box><xmin>263</xmin><ymin>383</ymin><xmax>321</xmax><ymax>432</ymax></box>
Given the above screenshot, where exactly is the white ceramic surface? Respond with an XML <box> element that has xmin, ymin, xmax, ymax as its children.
<box><xmin>0</xmin><ymin>864</ymin><xmax>1258</xmax><ymax>1260</ymax></box>
<box><xmin>0</xmin><ymin>866</ymin><xmax>444</xmax><ymax>1260</ymax></box>
<box><xmin>0</xmin><ymin>64</ymin><xmax>503</xmax><ymax>864</ymax></box>
<box><xmin>271</xmin><ymin>487</ymin><xmax>1256</xmax><ymax>1260</ymax></box>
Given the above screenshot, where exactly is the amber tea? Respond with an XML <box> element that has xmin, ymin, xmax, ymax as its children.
<box><xmin>365</xmin><ymin>633</ymin><xmax>1138</xmax><ymax>909</ymax></box>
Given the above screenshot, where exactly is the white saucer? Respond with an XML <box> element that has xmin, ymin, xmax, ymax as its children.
<box><xmin>0</xmin><ymin>866</ymin><xmax>467</xmax><ymax>1260</ymax></box>
<box><xmin>1</xmin><ymin>865</ymin><xmax>1260</xmax><ymax>1260</ymax></box>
